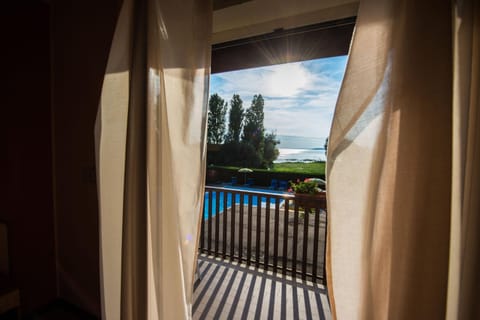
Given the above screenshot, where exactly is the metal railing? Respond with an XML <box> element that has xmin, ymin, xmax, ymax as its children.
<box><xmin>199</xmin><ymin>186</ymin><xmax>327</xmax><ymax>283</ymax></box>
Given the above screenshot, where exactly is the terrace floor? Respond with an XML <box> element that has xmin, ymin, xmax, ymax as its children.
<box><xmin>193</xmin><ymin>254</ymin><xmax>331</xmax><ymax>320</ymax></box>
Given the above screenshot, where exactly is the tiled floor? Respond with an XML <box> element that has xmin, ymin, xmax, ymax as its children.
<box><xmin>193</xmin><ymin>255</ymin><xmax>331</xmax><ymax>320</ymax></box>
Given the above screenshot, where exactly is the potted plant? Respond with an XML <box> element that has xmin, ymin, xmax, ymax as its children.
<box><xmin>289</xmin><ymin>179</ymin><xmax>326</xmax><ymax>209</ymax></box>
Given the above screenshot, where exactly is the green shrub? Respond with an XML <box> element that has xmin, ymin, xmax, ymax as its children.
<box><xmin>290</xmin><ymin>180</ymin><xmax>321</xmax><ymax>194</ymax></box>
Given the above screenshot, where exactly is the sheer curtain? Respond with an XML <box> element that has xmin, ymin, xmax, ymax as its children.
<box><xmin>448</xmin><ymin>1</ymin><xmax>480</xmax><ymax>319</ymax></box>
<box><xmin>327</xmin><ymin>0</ymin><xmax>479</xmax><ymax>319</ymax></box>
<box><xmin>95</xmin><ymin>0</ymin><xmax>211</xmax><ymax>319</ymax></box>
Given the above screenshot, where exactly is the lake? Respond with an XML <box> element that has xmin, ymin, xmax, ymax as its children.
<box><xmin>275</xmin><ymin>135</ymin><xmax>327</xmax><ymax>163</ymax></box>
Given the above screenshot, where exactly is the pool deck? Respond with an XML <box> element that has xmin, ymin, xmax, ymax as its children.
<box><xmin>193</xmin><ymin>254</ymin><xmax>331</xmax><ymax>320</ymax></box>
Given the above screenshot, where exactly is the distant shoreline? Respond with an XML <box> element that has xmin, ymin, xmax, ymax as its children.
<box><xmin>274</xmin><ymin>159</ymin><xmax>326</xmax><ymax>164</ymax></box>
<box><xmin>275</xmin><ymin>147</ymin><xmax>326</xmax><ymax>163</ymax></box>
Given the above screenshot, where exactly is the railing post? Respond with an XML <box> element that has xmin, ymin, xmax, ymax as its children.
<box><xmin>247</xmin><ymin>194</ymin><xmax>253</xmax><ymax>265</ymax></box>
<box><xmin>282</xmin><ymin>199</ymin><xmax>289</xmax><ymax>275</ymax></box>
<box><xmin>264</xmin><ymin>197</ymin><xmax>270</xmax><ymax>270</ymax></box>
<box><xmin>208</xmin><ymin>190</ymin><xmax>213</xmax><ymax>254</ymax></box>
<box><xmin>322</xmin><ymin>208</ymin><xmax>328</xmax><ymax>285</ymax></box>
<box><xmin>238</xmin><ymin>193</ymin><xmax>244</xmax><ymax>262</ymax></box>
<box><xmin>292</xmin><ymin>200</ymin><xmax>299</xmax><ymax>277</ymax></box>
<box><xmin>230</xmin><ymin>193</ymin><xmax>236</xmax><ymax>261</ymax></box>
<box><xmin>273</xmin><ymin>198</ymin><xmax>280</xmax><ymax>273</ymax></box>
<box><xmin>302</xmin><ymin>206</ymin><xmax>309</xmax><ymax>280</ymax></box>
<box><xmin>215</xmin><ymin>190</ymin><xmax>220</xmax><ymax>256</ymax></box>
<box><xmin>312</xmin><ymin>207</ymin><xmax>320</xmax><ymax>282</ymax></box>
<box><xmin>223</xmin><ymin>191</ymin><xmax>228</xmax><ymax>259</ymax></box>
<box><xmin>255</xmin><ymin>198</ymin><xmax>261</xmax><ymax>268</ymax></box>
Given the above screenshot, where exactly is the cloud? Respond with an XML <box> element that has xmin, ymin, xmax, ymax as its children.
<box><xmin>210</xmin><ymin>56</ymin><xmax>347</xmax><ymax>138</ymax></box>
<box><xmin>264</xmin><ymin>106</ymin><xmax>334</xmax><ymax>138</ymax></box>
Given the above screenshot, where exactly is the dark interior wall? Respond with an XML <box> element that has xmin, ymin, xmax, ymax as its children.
<box><xmin>1</xmin><ymin>3</ymin><xmax>57</xmax><ymax>313</ymax></box>
<box><xmin>51</xmin><ymin>0</ymin><xmax>121</xmax><ymax>315</ymax></box>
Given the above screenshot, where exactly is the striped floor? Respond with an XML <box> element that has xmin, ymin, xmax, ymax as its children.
<box><xmin>193</xmin><ymin>255</ymin><xmax>331</xmax><ymax>320</ymax></box>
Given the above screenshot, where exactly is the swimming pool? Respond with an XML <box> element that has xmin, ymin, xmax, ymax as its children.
<box><xmin>203</xmin><ymin>186</ymin><xmax>289</xmax><ymax>219</ymax></box>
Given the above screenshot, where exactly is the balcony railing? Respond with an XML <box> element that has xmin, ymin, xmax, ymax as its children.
<box><xmin>199</xmin><ymin>186</ymin><xmax>327</xmax><ymax>283</ymax></box>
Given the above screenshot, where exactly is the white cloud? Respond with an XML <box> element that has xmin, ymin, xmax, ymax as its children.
<box><xmin>303</xmin><ymin>93</ymin><xmax>339</xmax><ymax>109</ymax></box>
<box><xmin>214</xmin><ymin>62</ymin><xmax>317</xmax><ymax>99</ymax></box>
<box><xmin>263</xmin><ymin>63</ymin><xmax>312</xmax><ymax>97</ymax></box>
<box><xmin>210</xmin><ymin>57</ymin><xmax>347</xmax><ymax>138</ymax></box>
<box><xmin>264</xmin><ymin>107</ymin><xmax>334</xmax><ymax>138</ymax></box>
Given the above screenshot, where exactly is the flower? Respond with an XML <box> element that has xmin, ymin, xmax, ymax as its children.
<box><xmin>289</xmin><ymin>179</ymin><xmax>322</xmax><ymax>194</ymax></box>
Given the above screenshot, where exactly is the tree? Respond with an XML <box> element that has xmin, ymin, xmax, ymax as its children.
<box><xmin>207</xmin><ymin>93</ymin><xmax>227</xmax><ymax>144</ymax></box>
<box><xmin>214</xmin><ymin>93</ymin><xmax>279</xmax><ymax>169</ymax></box>
<box><xmin>217</xmin><ymin>141</ymin><xmax>262</xmax><ymax>168</ymax></box>
<box><xmin>225</xmin><ymin>94</ymin><xmax>244</xmax><ymax>143</ymax></box>
<box><xmin>242</xmin><ymin>94</ymin><xmax>265</xmax><ymax>151</ymax></box>
<box><xmin>263</xmin><ymin>132</ymin><xmax>280</xmax><ymax>168</ymax></box>
<box><xmin>324</xmin><ymin>137</ymin><xmax>329</xmax><ymax>157</ymax></box>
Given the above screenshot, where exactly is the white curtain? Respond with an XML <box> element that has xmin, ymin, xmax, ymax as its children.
<box><xmin>327</xmin><ymin>0</ymin><xmax>479</xmax><ymax>319</ymax></box>
<box><xmin>95</xmin><ymin>0</ymin><xmax>211</xmax><ymax>319</ymax></box>
<box><xmin>447</xmin><ymin>1</ymin><xmax>480</xmax><ymax>319</ymax></box>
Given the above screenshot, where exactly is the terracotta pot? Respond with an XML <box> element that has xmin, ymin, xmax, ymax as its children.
<box><xmin>294</xmin><ymin>192</ymin><xmax>327</xmax><ymax>209</ymax></box>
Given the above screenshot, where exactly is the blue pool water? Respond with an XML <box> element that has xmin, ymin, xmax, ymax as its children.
<box><xmin>204</xmin><ymin>186</ymin><xmax>288</xmax><ymax>219</ymax></box>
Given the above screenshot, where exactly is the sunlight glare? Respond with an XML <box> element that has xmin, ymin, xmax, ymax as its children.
<box><xmin>265</xmin><ymin>63</ymin><xmax>309</xmax><ymax>97</ymax></box>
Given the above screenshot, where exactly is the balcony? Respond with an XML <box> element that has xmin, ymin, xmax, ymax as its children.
<box><xmin>193</xmin><ymin>254</ymin><xmax>331</xmax><ymax>319</ymax></box>
<box><xmin>195</xmin><ymin>186</ymin><xmax>330</xmax><ymax>318</ymax></box>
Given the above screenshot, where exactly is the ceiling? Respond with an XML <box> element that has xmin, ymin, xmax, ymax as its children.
<box><xmin>212</xmin><ymin>0</ymin><xmax>359</xmax><ymax>44</ymax></box>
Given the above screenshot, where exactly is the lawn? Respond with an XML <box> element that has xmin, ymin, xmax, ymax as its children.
<box><xmin>211</xmin><ymin>162</ymin><xmax>325</xmax><ymax>176</ymax></box>
<box><xmin>272</xmin><ymin>162</ymin><xmax>325</xmax><ymax>175</ymax></box>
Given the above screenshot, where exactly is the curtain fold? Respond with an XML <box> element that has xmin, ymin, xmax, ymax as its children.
<box><xmin>328</xmin><ymin>0</ymin><xmax>480</xmax><ymax>319</ymax></box>
<box><xmin>447</xmin><ymin>1</ymin><xmax>480</xmax><ymax>319</ymax></box>
<box><xmin>327</xmin><ymin>0</ymin><xmax>454</xmax><ymax>319</ymax></box>
<box><xmin>95</xmin><ymin>0</ymin><xmax>211</xmax><ymax>319</ymax></box>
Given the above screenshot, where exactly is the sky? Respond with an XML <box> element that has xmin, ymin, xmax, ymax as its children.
<box><xmin>209</xmin><ymin>55</ymin><xmax>348</xmax><ymax>138</ymax></box>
